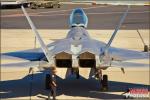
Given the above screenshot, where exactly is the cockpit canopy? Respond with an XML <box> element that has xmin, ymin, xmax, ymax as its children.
<box><xmin>69</xmin><ymin>8</ymin><xmax>88</xmax><ymax>28</ymax></box>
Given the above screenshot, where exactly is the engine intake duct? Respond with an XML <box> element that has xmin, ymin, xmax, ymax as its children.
<box><xmin>79</xmin><ymin>52</ymin><xmax>96</xmax><ymax>68</ymax></box>
<box><xmin>55</xmin><ymin>52</ymin><xmax>72</xmax><ymax>68</ymax></box>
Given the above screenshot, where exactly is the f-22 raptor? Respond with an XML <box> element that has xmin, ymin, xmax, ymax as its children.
<box><xmin>1</xmin><ymin>5</ymin><xmax>149</xmax><ymax>98</ymax></box>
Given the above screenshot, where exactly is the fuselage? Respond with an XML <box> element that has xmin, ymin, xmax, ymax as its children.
<box><xmin>47</xmin><ymin>8</ymin><xmax>110</xmax><ymax>68</ymax></box>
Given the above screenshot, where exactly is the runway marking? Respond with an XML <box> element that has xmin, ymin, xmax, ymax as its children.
<box><xmin>90</xmin><ymin>91</ymin><xmax>122</xmax><ymax>94</ymax></box>
<box><xmin>32</xmin><ymin>5</ymin><xmax>108</xmax><ymax>15</ymax></box>
<box><xmin>2</xmin><ymin>10</ymin><xmax>149</xmax><ymax>17</ymax></box>
<box><xmin>1</xmin><ymin>5</ymin><xmax>107</xmax><ymax>18</ymax></box>
<box><xmin>1</xmin><ymin>3</ymin><xmax>149</xmax><ymax>18</ymax></box>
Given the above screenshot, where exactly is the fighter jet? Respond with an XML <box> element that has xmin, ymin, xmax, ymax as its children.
<box><xmin>1</xmin><ymin>5</ymin><xmax>149</xmax><ymax>97</ymax></box>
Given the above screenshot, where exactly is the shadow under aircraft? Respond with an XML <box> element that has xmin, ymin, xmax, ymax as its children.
<box><xmin>0</xmin><ymin>72</ymin><xmax>149</xmax><ymax>99</ymax></box>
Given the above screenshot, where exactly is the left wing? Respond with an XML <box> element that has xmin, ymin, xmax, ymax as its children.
<box><xmin>98</xmin><ymin>5</ymin><xmax>149</xmax><ymax>61</ymax></box>
<box><xmin>109</xmin><ymin>47</ymin><xmax>149</xmax><ymax>61</ymax></box>
<box><xmin>111</xmin><ymin>61</ymin><xmax>149</xmax><ymax>68</ymax></box>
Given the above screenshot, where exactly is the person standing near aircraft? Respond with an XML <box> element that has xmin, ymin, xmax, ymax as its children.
<box><xmin>48</xmin><ymin>67</ymin><xmax>57</xmax><ymax>100</ymax></box>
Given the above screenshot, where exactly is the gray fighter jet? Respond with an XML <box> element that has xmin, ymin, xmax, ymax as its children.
<box><xmin>1</xmin><ymin>5</ymin><xmax>149</xmax><ymax>95</ymax></box>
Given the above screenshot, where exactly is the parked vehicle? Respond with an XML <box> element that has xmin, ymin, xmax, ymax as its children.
<box><xmin>28</xmin><ymin>0</ymin><xmax>61</xmax><ymax>9</ymax></box>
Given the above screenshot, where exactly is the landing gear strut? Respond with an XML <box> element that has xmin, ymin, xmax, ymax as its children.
<box><xmin>71</xmin><ymin>68</ymin><xmax>80</xmax><ymax>79</ymax></box>
<box><xmin>75</xmin><ymin>68</ymin><xmax>80</xmax><ymax>79</ymax></box>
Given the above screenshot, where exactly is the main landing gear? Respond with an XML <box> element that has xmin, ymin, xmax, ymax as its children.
<box><xmin>100</xmin><ymin>75</ymin><xmax>108</xmax><ymax>91</ymax></box>
<box><xmin>95</xmin><ymin>69</ymin><xmax>108</xmax><ymax>91</ymax></box>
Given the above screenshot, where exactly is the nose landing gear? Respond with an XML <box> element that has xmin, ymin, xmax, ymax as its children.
<box><xmin>71</xmin><ymin>68</ymin><xmax>80</xmax><ymax>79</ymax></box>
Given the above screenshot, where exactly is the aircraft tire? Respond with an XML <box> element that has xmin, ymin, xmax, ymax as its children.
<box><xmin>144</xmin><ymin>45</ymin><xmax>149</xmax><ymax>52</ymax></box>
<box><xmin>76</xmin><ymin>69</ymin><xmax>80</xmax><ymax>79</ymax></box>
<box><xmin>101</xmin><ymin>74</ymin><xmax>108</xmax><ymax>91</ymax></box>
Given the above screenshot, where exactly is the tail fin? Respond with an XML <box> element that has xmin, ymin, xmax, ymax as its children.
<box><xmin>105</xmin><ymin>6</ymin><xmax>130</xmax><ymax>51</ymax></box>
<box><xmin>21</xmin><ymin>5</ymin><xmax>52</xmax><ymax>63</ymax></box>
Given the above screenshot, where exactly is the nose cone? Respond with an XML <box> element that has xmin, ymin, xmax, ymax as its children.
<box><xmin>69</xmin><ymin>8</ymin><xmax>88</xmax><ymax>28</ymax></box>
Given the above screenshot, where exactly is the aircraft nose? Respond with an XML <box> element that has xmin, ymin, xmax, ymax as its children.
<box><xmin>69</xmin><ymin>8</ymin><xmax>88</xmax><ymax>28</ymax></box>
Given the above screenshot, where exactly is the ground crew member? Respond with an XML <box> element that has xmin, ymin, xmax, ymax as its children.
<box><xmin>48</xmin><ymin>67</ymin><xmax>57</xmax><ymax>100</ymax></box>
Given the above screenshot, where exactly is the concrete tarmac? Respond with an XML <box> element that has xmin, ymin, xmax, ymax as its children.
<box><xmin>0</xmin><ymin>4</ymin><xmax>150</xmax><ymax>100</ymax></box>
<box><xmin>1</xmin><ymin>4</ymin><xmax>150</xmax><ymax>29</ymax></box>
<box><xmin>1</xmin><ymin>29</ymin><xmax>149</xmax><ymax>99</ymax></box>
